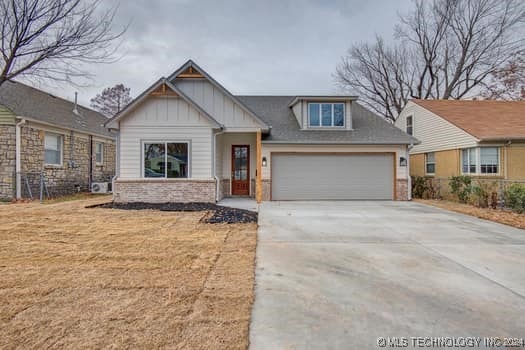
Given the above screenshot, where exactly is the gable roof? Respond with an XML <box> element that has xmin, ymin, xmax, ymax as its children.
<box><xmin>105</xmin><ymin>77</ymin><xmax>222</xmax><ymax>129</ymax></box>
<box><xmin>0</xmin><ymin>80</ymin><xmax>113</xmax><ymax>138</ymax></box>
<box><xmin>168</xmin><ymin>60</ymin><xmax>269</xmax><ymax>130</ymax></box>
<box><xmin>412</xmin><ymin>99</ymin><xmax>525</xmax><ymax>141</ymax></box>
<box><xmin>237</xmin><ymin>96</ymin><xmax>418</xmax><ymax>144</ymax></box>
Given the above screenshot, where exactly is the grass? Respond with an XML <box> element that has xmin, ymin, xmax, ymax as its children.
<box><xmin>0</xmin><ymin>197</ymin><xmax>257</xmax><ymax>349</ymax></box>
<box><xmin>415</xmin><ymin>199</ymin><xmax>525</xmax><ymax>229</ymax></box>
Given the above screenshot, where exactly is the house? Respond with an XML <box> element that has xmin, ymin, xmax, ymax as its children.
<box><xmin>396</xmin><ymin>99</ymin><xmax>525</xmax><ymax>180</ymax></box>
<box><xmin>0</xmin><ymin>81</ymin><xmax>116</xmax><ymax>200</ymax></box>
<box><xmin>106</xmin><ymin>60</ymin><xmax>417</xmax><ymax>203</ymax></box>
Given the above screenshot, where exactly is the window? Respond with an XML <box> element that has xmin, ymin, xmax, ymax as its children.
<box><xmin>462</xmin><ymin>147</ymin><xmax>499</xmax><ymax>175</ymax></box>
<box><xmin>95</xmin><ymin>142</ymin><xmax>103</xmax><ymax>165</ymax></box>
<box><xmin>308</xmin><ymin>103</ymin><xmax>345</xmax><ymax>127</ymax></box>
<box><xmin>425</xmin><ymin>152</ymin><xmax>435</xmax><ymax>174</ymax></box>
<box><xmin>144</xmin><ymin>142</ymin><xmax>188</xmax><ymax>178</ymax></box>
<box><xmin>480</xmin><ymin>147</ymin><xmax>499</xmax><ymax>174</ymax></box>
<box><xmin>44</xmin><ymin>132</ymin><xmax>63</xmax><ymax>166</ymax></box>
<box><xmin>406</xmin><ymin>116</ymin><xmax>413</xmax><ymax>135</ymax></box>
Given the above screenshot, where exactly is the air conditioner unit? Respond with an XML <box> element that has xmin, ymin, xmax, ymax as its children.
<box><xmin>91</xmin><ymin>182</ymin><xmax>110</xmax><ymax>194</ymax></box>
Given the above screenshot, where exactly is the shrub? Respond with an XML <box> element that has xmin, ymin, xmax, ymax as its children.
<box><xmin>470</xmin><ymin>183</ymin><xmax>489</xmax><ymax>208</ymax></box>
<box><xmin>504</xmin><ymin>183</ymin><xmax>525</xmax><ymax>213</ymax></box>
<box><xmin>411</xmin><ymin>176</ymin><xmax>428</xmax><ymax>199</ymax></box>
<box><xmin>449</xmin><ymin>176</ymin><xmax>472</xmax><ymax>203</ymax></box>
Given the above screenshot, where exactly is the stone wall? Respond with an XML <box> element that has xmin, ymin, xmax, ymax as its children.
<box><xmin>114</xmin><ymin>179</ymin><xmax>216</xmax><ymax>203</ymax></box>
<box><xmin>19</xmin><ymin>125</ymin><xmax>115</xmax><ymax>198</ymax></box>
<box><xmin>0</xmin><ymin>125</ymin><xmax>16</xmax><ymax>200</ymax></box>
<box><xmin>396</xmin><ymin>179</ymin><xmax>409</xmax><ymax>201</ymax></box>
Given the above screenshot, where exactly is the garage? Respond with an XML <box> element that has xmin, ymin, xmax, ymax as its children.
<box><xmin>271</xmin><ymin>153</ymin><xmax>394</xmax><ymax>200</ymax></box>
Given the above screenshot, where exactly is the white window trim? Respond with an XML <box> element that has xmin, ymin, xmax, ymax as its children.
<box><xmin>44</xmin><ymin>132</ymin><xmax>63</xmax><ymax>167</ymax></box>
<box><xmin>425</xmin><ymin>152</ymin><xmax>435</xmax><ymax>175</ymax></box>
<box><xmin>95</xmin><ymin>142</ymin><xmax>104</xmax><ymax>166</ymax></box>
<box><xmin>461</xmin><ymin>147</ymin><xmax>500</xmax><ymax>176</ymax></box>
<box><xmin>307</xmin><ymin>102</ymin><xmax>346</xmax><ymax>128</ymax></box>
<box><xmin>141</xmin><ymin>140</ymin><xmax>191</xmax><ymax>179</ymax></box>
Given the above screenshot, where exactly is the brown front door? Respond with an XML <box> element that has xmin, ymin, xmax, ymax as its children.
<box><xmin>231</xmin><ymin>145</ymin><xmax>250</xmax><ymax>196</ymax></box>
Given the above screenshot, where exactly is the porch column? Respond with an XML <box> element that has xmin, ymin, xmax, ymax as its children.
<box><xmin>256</xmin><ymin>130</ymin><xmax>262</xmax><ymax>203</ymax></box>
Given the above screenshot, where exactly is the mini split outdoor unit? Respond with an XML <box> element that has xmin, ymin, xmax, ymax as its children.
<box><xmin>91</xmin><ymin>182</ymin><xmax>112</xmax><ymax>194</ymax></box>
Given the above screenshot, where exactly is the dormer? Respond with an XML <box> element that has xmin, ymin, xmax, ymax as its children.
<box><xmin>288</xmin><ymin>96</ymin><xmax>358</xmax><ymax>130</ymax></box>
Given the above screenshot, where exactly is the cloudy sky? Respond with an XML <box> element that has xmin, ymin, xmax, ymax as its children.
<box><xmin>42</xmin><ymin>0</ymin><xmax>414</xmax><ymax>106</ymax></box>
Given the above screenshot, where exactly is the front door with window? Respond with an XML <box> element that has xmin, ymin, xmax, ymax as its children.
<box><xmin>231</xmin><ymin>145</ymin><xmax>250</xmax><ymax>196</ymax></box>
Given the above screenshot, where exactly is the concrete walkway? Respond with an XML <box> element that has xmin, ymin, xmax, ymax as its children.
<box><xmin>217</xmin><ymin>197</ymin><xmax>258</xmax><ymax>212</ymax></box>
<box><xmin>250</xmin><ymin>201</ymin><xmax>525</xmax><ymax>349</ymax></box>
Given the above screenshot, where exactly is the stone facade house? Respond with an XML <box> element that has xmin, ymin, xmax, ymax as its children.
<box><xmin>396</xmin><ymin>100</ymin><xmax>525</xmax><ymax>180</ymax></box>
<box><xmin>106</xmin><ymin>60</ymin><xmax>417</xmax><ymax>203</ymax></box>
<box><xmin>0</xmin><ymin>81</ymin><xmax>116</xmax><ymax>200</ymax></box>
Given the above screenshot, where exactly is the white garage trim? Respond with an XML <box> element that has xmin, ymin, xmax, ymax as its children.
<box><xmin>270</xmin><ymin>152</ymin><xmax>396</xmax><ymax>200</ymax></box>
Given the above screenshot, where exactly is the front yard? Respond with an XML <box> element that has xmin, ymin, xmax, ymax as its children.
<box><xmin>0</xmin><ymin>197</ymin><xmax>257</xmax><ymax>349</ymax></box>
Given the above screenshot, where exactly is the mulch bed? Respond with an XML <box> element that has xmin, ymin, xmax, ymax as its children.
<box><xmin>88</xmin><ymin>202</ymin><xmax>258</xmax><ymax>224</ymax></box>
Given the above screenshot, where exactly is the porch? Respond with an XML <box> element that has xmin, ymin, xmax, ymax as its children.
<box><xmin>215</xmin><ymin>131</ymin><xmax>262</xmax><ymax>202</ymax></box>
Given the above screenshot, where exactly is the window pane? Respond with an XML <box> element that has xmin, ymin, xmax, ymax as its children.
<box><xmin>309</xmin><ymin>103</ymin><xmax>320</xmax><ymax>126</ymax></box>
<box><xmin>480</xmin><ymin>147</ymin><xmax>498</xmax><ymax>174</ymax></box>
<box><xmin>406</xmin><ymin>116</ymin><xmax>413</xmax><ymax>135</ymax></box>
<box><xmin>334</xmin><ymin>104</ymin><xmax>344</xmax><ymax>126</ymax></box>
<box><xmin>166</xmin><ymin>143</ymin><xmax>188</xmax><ymax>178</ymax></box>
<box><xmin>462</xmin><ymin>149</ymin><xmax>469</xmax><ymax>173</ymax></box>
<box><xmin>44</xmin><ymin>134</ymin><xmax>61</xmax><ymax>165</ymax></box>
<box><xmin>95</xmin><ymin>143</ymin><xmax>103</xmax><ymax>163</ymax></box>
<box><xmin>469</xmin><ymin>148</ymin><xmax>477</xmax><ymax>173</ymax></box>
<box><xmin>144</xmin><ymin>143</ymin><xmax>166</xmax><ymax>177</ymax></box>
<box><xmin>426</xmin><ymin>164</ymin><xmax>435</xmax><ymax>174</ymax></box>
<box><xmin>45</xmin><ymin>150</ymin><xmax>60</xmax><ymax>165</ymax></box>
<box><xmin>426</xmin><ymin>152</ymin><xmax>435</xmax><ymax>163</ymax></box>
<box><xmin>321</xmin><ymin>104</ymin><xmax>332</xmax><ymax>126</ymax></box>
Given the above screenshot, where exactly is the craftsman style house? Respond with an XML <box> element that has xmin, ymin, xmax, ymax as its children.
<box><xmin>106</xmin><ymin>60</ymin><xmax>417</xmax><ymax>203</ymax></box>
<box><xmin>396</xmin><ymin>100</ymin><xmax>525</xmax><ymax>180</ymax></box>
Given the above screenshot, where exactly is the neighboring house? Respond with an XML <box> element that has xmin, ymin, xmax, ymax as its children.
<box><xmin>0</xmin><ymin>81</ymin><xmax>116</xmax><ymax>200</ymax></box>
<box><xmin>396</xmin><ymin>100</ymin><xmax>525</xmax><ymax>180</ymax></box>
<box><xmin>106</xmin><ymin>60</ymin><xmax>417</xmax><ymax>203</ymax></box>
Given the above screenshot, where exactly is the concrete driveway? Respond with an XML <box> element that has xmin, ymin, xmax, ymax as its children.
<box><xmin>250</xmin><ymin>201</ymin><xmax>525</xmax><ymax>349</ymax></box>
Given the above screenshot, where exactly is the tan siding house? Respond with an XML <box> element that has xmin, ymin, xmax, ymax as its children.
<box><xmin>396</xmin><ymin>100</ymin><xmax>525</xmax><ymax>180</ymax></box>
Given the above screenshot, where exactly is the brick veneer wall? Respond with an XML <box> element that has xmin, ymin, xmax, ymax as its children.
<box><xmin>396</xmin><ymin>179</ymin><xmax>409</xmax><ymax>201</ymax></box>
<box><xmin>0</xmin><ymin>126</ymin><xmax>16</xmax><ymax>200</ymax></box>
<box><xmin>114</xmin><ymin>179</ymin><xmax>216</xmax><ymax>203</ymax></box>
<box><xmin>261</xmin><ymin>179</ymin><xmax>271</xmax><ymax>201</ymax></box>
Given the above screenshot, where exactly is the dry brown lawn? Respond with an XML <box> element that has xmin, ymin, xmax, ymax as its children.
<box><xmin>0</xmin><ymin>196</ymin><xmax>257</xmax><ymax>349</ymax></box>
<box><xmin>415</xmin><ymin>199</ymin><xmax>525</xmax><ymax>229</ymax></box>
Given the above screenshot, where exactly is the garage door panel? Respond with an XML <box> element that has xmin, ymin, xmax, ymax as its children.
<box><xmin>271</xmin><ymin>154</ymin><xmax>393</xmax><ymax>200</ymax></box>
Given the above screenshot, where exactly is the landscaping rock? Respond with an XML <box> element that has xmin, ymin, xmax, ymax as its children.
<box><xmin>89</xmin><ymin>202</ymin><xmax>258</xmax><ymax>224</ymax></box>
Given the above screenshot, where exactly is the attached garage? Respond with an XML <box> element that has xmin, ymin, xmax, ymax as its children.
<box><xmin>271</xmin><ymin>153</ymin><xmax>394</xmax><ymax>200</ymax></box>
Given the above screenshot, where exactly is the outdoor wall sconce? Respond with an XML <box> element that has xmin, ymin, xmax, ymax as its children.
<box><xmin>400</xmin><ymin>157</ymin><xmax>407</xmax><ymax>167</ymax></box>
<box><xmin>262</xmin><ymin>156</ymin><xmax>267</xmax><ymax>167</ymax></box>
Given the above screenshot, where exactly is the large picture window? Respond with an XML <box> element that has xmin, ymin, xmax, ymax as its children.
<box><xmin>462</xmin><ymin>147</ymin><xmax>499</xmax><ymax>175</ymax></box>
<box><xmin>144</xmin><ymin>142</ymin><xmax>189</xmax><ymax>178</ymax></box>
<box><xmin>308</xmin><ymin>103</ymin><xmax>345</xmax><ymax>127</ymax></box>
<box><xmin>44</xmin><ymin>132</ymin><xmax>63</xmax><ymax>166</ymax></box>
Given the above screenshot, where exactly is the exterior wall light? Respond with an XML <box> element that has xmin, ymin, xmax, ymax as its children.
<box><xmin>400</xmin><ymin>157</ymin><xmax>407</xmax><ymax>167</ymax></box>
<box><xmin>262</xmin><ymin>156</ymin><xmax>267</xmax><ymax>167</ymax></box>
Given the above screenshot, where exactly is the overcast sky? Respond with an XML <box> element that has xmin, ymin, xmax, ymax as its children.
<box><xmin>40</xmin><ymin>0</ymin><xmax>414</xmax><ymax>107</ymax></box>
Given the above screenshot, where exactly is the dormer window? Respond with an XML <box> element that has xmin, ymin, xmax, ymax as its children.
<box><xmin>308</xmin><ymin>103</ymin><xmax>345</xmax><ymax>127</ymax></box>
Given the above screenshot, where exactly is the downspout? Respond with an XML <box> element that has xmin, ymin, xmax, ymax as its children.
<box><xmin>15</xmin><ymin>118</ymin><xmax>26</xmax><ymax>199</ymax></box>
<box><xmin>407</xmin><ymin>143</ymin><xmax>414</xmax><ymax>200</ymax></box>
<box><xmin>111</xmin><ymin>129</ymin><xmax>120</xmax><ymax>197</ymax></box>
<box><xmin>88</xmin><ymin>135</ymin><xmax>93</xmax><ymax>189</ymax></box>
<box><xmin>212</xmin><ymin>127</ymin><xmax>225</xmax><ymax>202</ymax></box>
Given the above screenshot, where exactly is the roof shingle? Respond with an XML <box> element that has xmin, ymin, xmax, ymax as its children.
<box><xmin>0</xmin><ymin>81</ymin><xmax>113</xmax><ymax>138</ymax></box>
<box><xmin>412</xmin><ymin>99</ymin><xmax>525</xmax><ymax>141</ymax></box>
<box><xmin>237</xmin><ymin>96</ymin><xmax>418</xmax><ymax>144</ymax></box>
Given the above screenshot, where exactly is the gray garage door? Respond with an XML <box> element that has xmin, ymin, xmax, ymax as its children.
<box><xmin>271</xmin><ymin>154</ymin><xmax>394</xmax><ymax>200</ymax></box>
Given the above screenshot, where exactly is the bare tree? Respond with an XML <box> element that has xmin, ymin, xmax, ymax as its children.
<box><xmin>336</xmin><ymin>0</ymin><xmax>525</xmax><ymax>121</ymax></box>
<box><xmin>0</xmin><ymin>0</ymin><xmax>126</xmax><ymax>87</ymax></box>
<box><xmin>480</xmin><ymin>51</ymin><xmax>525</xmax><ymax>100</ymax></box>
<box><xmin>90</xmin><ymin>84</ymin><xmax>132</xmax><ymax>117</ymax></box>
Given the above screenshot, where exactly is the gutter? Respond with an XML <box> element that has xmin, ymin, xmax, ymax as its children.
<box><xmin>15</xmin><ymin>118</ymin><xmax>26</xmax><ymax>199</ymax></box>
